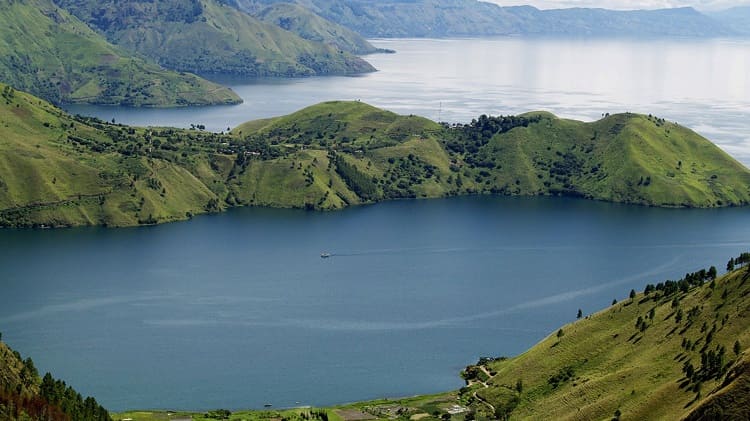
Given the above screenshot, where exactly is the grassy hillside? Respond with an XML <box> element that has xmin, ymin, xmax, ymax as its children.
<box><xmin>53</xmin><ymin>0</ymin><xmax>375</xmax><ymax>77</ymax></box>
<box><xmin>1</xmin><ymin>88</ymin><xmax>748</xmax><ymax>228</ymax></box>
<box><xmin>254</xmin><ymin>3</ymin><xmax>388</xmax><ymax>55</ymax></box>
<box><xmin>0</xmin><ymin>338</ymin><xmax>111</xmax><ymax>420</ymax></box>
<box><xmin>0</xmin><ymin>0</ymin><xmax>241</xmax><ymax>107</ymax></box>
<box><xmin>459</xmin><ymin>255</ymin><xmax>750</xmax><ymax>420</ymax></box>
<box><xmin>461</xmin><ymin>112</ymin><xmax>750</xmax><ymax>207</ymax></box>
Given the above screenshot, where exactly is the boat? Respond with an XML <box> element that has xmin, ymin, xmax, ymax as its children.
<box><xmin>320</xmin><ymin>252</ymin><xmax>331</xmax><ymax>258</ymax></box>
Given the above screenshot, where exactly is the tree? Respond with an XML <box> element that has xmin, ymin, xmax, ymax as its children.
<box><xmin>735</xmin><ymin>340</ymin><xmax>742</xmax><ymax>356</ymax></box>
<box><xmin>557</xmin><ymin>328</ymin><xmax>564</xmax><ymax>339</ymax></box>
<box><xmin>629</xmin><ymin>289</ymin><xmax>636</xmax><ymax>299</ymax></box>
<box><xmin>516</xmin><ymin>378</ymin><xmax>523</xmax><ymax>393</ymax></box>
<box><xmin>708</xmin><ymin>266</ymin><xmax>717</xmax><ymax>280</ymax></box>
<box><xmin>727</xmin><ymin>258</ymin><xmax>735</xmax><ymax>271</ymax></box>
<box><xmin>577</xmin><ymin>309</ymin><xmax>583</xmax><ymax>319</ymax></box>
<box><xmin>612</xmin><ymin>298</ymin><xmax>617</xmax><ymax>305</ymax></box>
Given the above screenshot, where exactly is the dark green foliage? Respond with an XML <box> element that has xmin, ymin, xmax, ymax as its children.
<box><xmin>494</xmin><ymin>395</ymin><xmax>520</xmax><ymax>420</ymax></box>
<box><xmin>332</xmin><ymin>153</ymin><xmax>378</xmax><ymax>201</ymax></box>
<box><xmin>443</xmin><ymin>114</ymin><xmax>540</xmax><ymax>155</ymax></box>
<box><xmin>577</xmin><ymin>309</ymin><xmax>583</xmax><ymax>319</ymax></box>
<box><xmin>204</xmin><ymin>409</ymin><xmax>232</xmax><ymax>419</ymax></box>
<box><xmin>39</xmin><ymin>372</ymin><xmax>111</xmax><ymax>421</ymax></box>
<box><xmin>735</xmin><ymin>340</ymin><xmax>741</xmax><ymax>356</ymax></box>
<box><xmin>548</xmin><ymin>366</ymin><xmax>576</xmax><ymax>389</ymax></box>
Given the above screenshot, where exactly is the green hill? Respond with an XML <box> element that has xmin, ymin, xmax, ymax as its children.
<box><xmin>459</xmin><ymin>255</ymin><xmax>750</xmax><ymax>420</ymax></box>
<box><xmin>240</xmin><ymin>0</ymin><xmax>732</xmax><ymax>38</ymax></box>
<box><xmin>254</xmin><ymin>3</ymin><xmax>387</xmax><ymax>55</ymax></box>
<box><xmin>1</xmin><ymin>90</ymin><xmax>748</xmax><ymax>228</ymax></box>
<box><xmin>0</xmin><ymin>337</ymin><xmax>111</xmax><ymax>420</ymax></box>
<box><xmin>0</xmin><ymin>0</ymin><xmax>241</xmax><ymax>107</ymax></box>
<box><xmin>53</xmin><ymin>0</ymin><xmax>375</xmax><ymax>77</ymax></box>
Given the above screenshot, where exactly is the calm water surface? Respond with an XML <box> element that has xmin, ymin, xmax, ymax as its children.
<box><xmin>1</xmin><ymin>196</ymin><xmax>749</xmax><ymax>410</ymax></box>
<box><xmin>64</xmin><ymin>38</ymin><xmax>750</xmax><ymax>166</ymax></box>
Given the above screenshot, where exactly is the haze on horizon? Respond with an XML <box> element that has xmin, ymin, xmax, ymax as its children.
<box><xmin>489</xmin><ymin>0</ymin><xmax>750</xmax><ymax>11</ymax></box>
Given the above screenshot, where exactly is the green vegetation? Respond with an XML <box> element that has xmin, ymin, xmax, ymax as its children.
<box><xmin>112</xmin><ymin>393</ymin><xmax>465</xmax><ymax>421</ymax></box>
<box><xmin>254</xmin><ymin>3</ymin><xmax>389</xmax><ymax>55</ymax></box>
<box><xmin>1</xmin><ymin>87</ymin><xmax>748</xmax><ymax>228</ymax></box>
<box><xmin>0</xmin><ymin>0</ymin><xmax>241</xmax><ymax>107</ymax></box>
<box><xmin>0</xmin><ymin>339</ymin><xmax>111</xmax><ymax>420</ymax></box>
<box><xmin>53</xmin><ymin>0</ymin><xmax>375</xmax><ymax>77</ymax></box>
<box><xmin>459</xmin><ymin>253</ymin><xmax>750</xmax><ymax>420</ymax></box>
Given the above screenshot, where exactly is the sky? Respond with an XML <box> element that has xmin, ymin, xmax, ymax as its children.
<box><xmin>487</xmin><ymin>0</ymin><xmax>750</xmax><ymax>11</ymax></box>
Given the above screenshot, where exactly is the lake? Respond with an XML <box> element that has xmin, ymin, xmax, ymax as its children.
<box><xmin>1</xmin><ymin>196</ymin><xmax>749</xmax><ymax>411</ymax></box>
<box><xmin>63</xmin><ymin>37</ymin><xmax>750</xmax><ymax>166</ymax></box>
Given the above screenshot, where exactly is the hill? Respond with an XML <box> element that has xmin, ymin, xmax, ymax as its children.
<box><xmin>52</xmin><ymin>0</ymin><xmax>375</xmax><ymax>77</ymax></box>
<box><xmin>1</xmin><ymin>89</ymin><xmax>748</xmax><ymax>228</ymax></box>
<box><xmin>459</xmin><ymin>254</ymin><xmax>750</xmax><ymax>420</ymax></box>
<box><xmin>707</xmin><ymin>7</ymin><xmax>750</xmax><ymax>36</ymax></box>
<box><xmin>0</xmin><ymin>337</ymin><xmax>111</xmax><ymax>420</ymax></box>
<box><xmin>254</xmin><ymin>3</ymin><xmax>388</xmax><ymax>55</ymax></box>
<box><xmin>0</xmin><ymin>0</ymin><xmax>240</xmax><ymax>107</ymax></box>
<box><xmin>242</xmin><ymin>0</ymin><xmax>733</xmax><ymax>38</ymax></box>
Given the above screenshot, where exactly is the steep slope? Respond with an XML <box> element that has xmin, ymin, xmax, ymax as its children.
<box><xmin>2</xmin><ymin>90</ymin><xmax>749</xmax><ymax>228</ymax></box>
<box><xmin>242</xmin><ymin>0</ymin><xmax>733</xmax><ymax>38</ymax></box>
<box><xmin>53</xmin><ymin>0</ymin><xmax>375</xmax><ymax>77</ymax></box>
<box><xmin>254</xmin><ymin>3</ymin><xmax>386</xmax><ymax>54</ymax></box>
<box><xmin>460</xmin><ymin>256</ymin><xmax>750</xmax><ymax>420</ymax></box>
<box><xmin>0</xmin><ymin>0</ymin><xmax>240</xmax><ymax>107</ymax></box>
<box><xmin>0</xmin><ymin>339</ymin><xmax>111</xmax><ymax>420</ymax></box>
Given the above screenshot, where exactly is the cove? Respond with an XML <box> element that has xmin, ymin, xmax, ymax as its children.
<box><xmin>0</xmin><ymin>195</ymin><xmax>749</xmax><ymax>411</ymax></box>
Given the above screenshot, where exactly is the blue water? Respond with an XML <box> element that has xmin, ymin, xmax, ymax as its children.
<box><xmin>1</xmin><ymin>196</ymin><xmax>748</xmax><ymax>411</ymax></box>
<box><xmin>64</xmin><ymin>38</ymin><xmax>750</xmax><ymax>166</ymax></box>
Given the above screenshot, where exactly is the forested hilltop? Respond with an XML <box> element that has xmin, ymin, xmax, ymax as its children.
<box><xmin>1</xmin><ymin>84</ymin><xmax>749</xmax><ymax>228</ymax></box>
<box><xmin>0</xmin><ymin>0</ymin><xmax>241</xmax><ymax>107</ymax></box>
<box><xmin>51</xmin><ymin>0</ymin><xmax>375</xmax><ymax>77</ymax></box>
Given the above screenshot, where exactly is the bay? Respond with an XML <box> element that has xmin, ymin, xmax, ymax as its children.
<box><xmin>1</xmin><ymin>196</ymin><xmax>749</xmax><ymax>411</ymax></box>
<box><xmin>63</xmin><ymin>37</ymin><xmax>750</xmax><ymax>166</ymax></box>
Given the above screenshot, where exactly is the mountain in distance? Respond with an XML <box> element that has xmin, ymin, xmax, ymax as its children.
<box><xmin>707</xmin><ymin>6</ymin><xmax>750</xmax><ymax>36</ymax></box>
<box><xmin>0</xmin><ymin>0</ymin><xmax>240</xmax><ymax>107</ymax></box>
<box><xmin>226</xmin><ymin>1</ymin><xmax>390</xmax><ymax>55</ymax></box>
<box><xmin>243</xmin><ymin>0</ymin><xmax>734</xmax><ymax>38</ymax></box>
<box><xmin>1</xmin><ymin>85</ymin><xmax>749</xmax><ymax>228</ymax></box>
<box><xmin>52</xmin><ymin>0</ymin><xmax>375</xmax><ymax>78</ymax></box>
